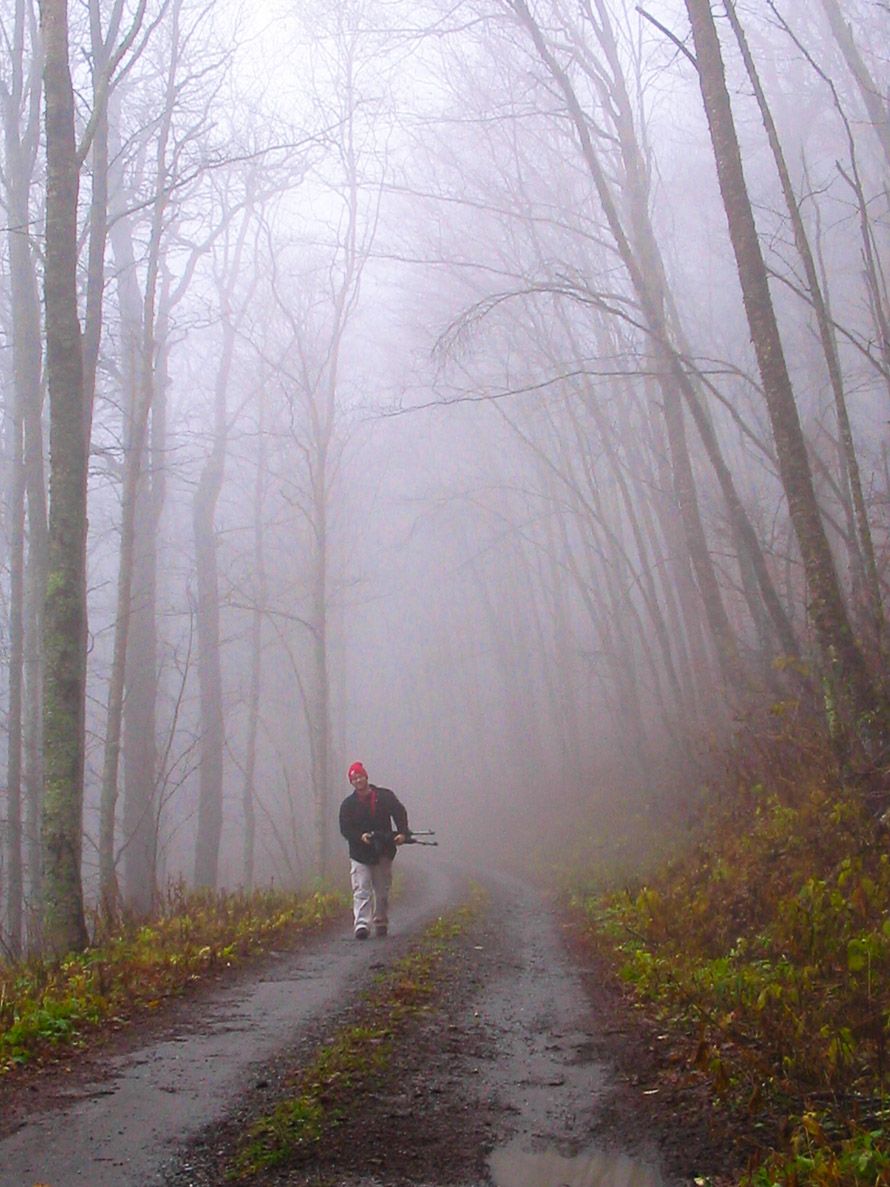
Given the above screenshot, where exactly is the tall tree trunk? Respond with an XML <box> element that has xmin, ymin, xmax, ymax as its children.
<box><xmin>241</xmin><ymin>414</ymin><xmax>267</xmax><ymax>891</ymax></box>
<box><xmin>24</xmin><ymin>527</ymin><xmax>46</xmax><ymax>946</ymax></box>
<box><xmin>541</xmin><ymin>507</ymin><xmax>584</xmax><ymax>785</ymax></box>
<box><xmin>121</xmin><ymin>322</ymin><xmax>166</xmax><ymax>915</ymax></box>
<box><xmin>511</xmin><ymin>0</ymin><xmax>746</xmax><ymax>690</ymax></box>
<box><xmin>98</xmin><ymin>14</ymin><xmax>171</xmax><ymax>910</ymax></box>
<box><xmin>80</xmin><ymin>16</ymin><xmax>108</xmax><ymax>449</ymax></box>
<box><xmin>192</xmin><ymin>370</ymin><xmax>228</xmax><ymax>891</ymax></box>
<box><xmin>598</xmin><ymin>404</ymin><xmax>689</xmax><ymax>725</ymax></box>
<box><xmin>726</xmin><ymin>0</ymin><xmax>884</xmax><ymax>657</ymax></box>
<box><xmin>104</xmin><ymin>98</ymin><xmax>164</xmax><ymax>915</ymax></box>
<box><xmin>548</xmin><ymin>301</ymin><xmax>698</xmax><ymax>717</ymax></box>
<box><xmin>683</xmin><ymin>0</ymin><xmax>884</xmax><ymax>748</ymax></box>
<box><xmin>83</xmin><ymin>10</ymin><xmax>128</xmax><ymax>911</ymax></box>
<box><xmin>632</xmin><ymin>440</ymin><xmax>700</xmax><ymax>720</ymax></box>
<box><xmin>5</xmin><ymin>393</ymin><xmax>25</xmax><ymax>955</ymax></box>
<box><xmin>191</xmin><ymin>196</ymin><xmax>255</xmax><ymax>890</ymax></box>
<box><xmin>96</xmin><ymin>214</ymin><xmax>163</xmax><ymax>913</ymax></box>
<box><xmin>39</xmin><ymin>0</ymin><xmax>88</xmax><ymax>956</ymax></box>
<box><xmin>513</xmin><ymin>0</ymin><xmax>799</xmax><ymax>695</ymax></box>
<box><xmin>97</xmin><ymin>343</ymin><xmax>155</xmax><ymax>913</ymax></box>
<box><xmin>772</xmin><ymin>5</ymin><xmax>890</xmax><ymax>405</ymax></box>
<box><xmin>818</xmin><ymin>0</ymin><xmax>890</xmax><ymax>169</ymax></box>
<box><xmin>591</xmin><ymin>0</ymin><xmax>799</xmax><ymax>669</ymax></box>
<box><xmin>309</xmin><ymin>472</ymin><xmax>332</xmax><ymax>880</ymax></box>
<box><xmin>468</xmin><ymin>547</ymin><xmax>548</xmax><ymax>788</ymax></box>
<box><xmin>643</xmin><ymin>402</ymin><xmax>714</xmax><ymax>710</ymax></box>
<box><xmin>3</xmin><ymin>0</ymin><xmax>47</xmax><ymax>954</ymax></box>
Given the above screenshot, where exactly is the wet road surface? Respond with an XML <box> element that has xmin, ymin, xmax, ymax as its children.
<box><xmin>473</xmin><ymin>874</ymin><xmax>665</xmax><ymax>1187</ymax></box>
<box><xmin>0</xmin><ymin>862</ymin><xmax>461</xmax><ymax>1187</ymax></box>
<box><xmin>1</xmin><ymin>867</ymin><xmax>670</xmax><ymax>1187</ymax></box>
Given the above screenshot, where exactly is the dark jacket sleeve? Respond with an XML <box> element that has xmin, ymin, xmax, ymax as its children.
<box><xmin>385</xmin><ymin>788</ymin><xmax>409</xmax><ymax>836</ymax></box>
<box><xmin>339</xmin><ymin>796</ymin><xmax>361</xmax><ymax>844</ymax></box>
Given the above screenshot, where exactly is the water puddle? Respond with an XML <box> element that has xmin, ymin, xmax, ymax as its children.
<box><xmin>489</xmin><ymin>1142</ymin><xmax>665</xmax><ymax>1187</ymax></box>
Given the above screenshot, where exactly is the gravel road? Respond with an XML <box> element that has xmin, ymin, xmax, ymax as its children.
<box><xmin>0</xmin><ymin>864</ymin><xmax>732</xmax><ymax>1187</ymax></box>
<box><xmin>0</xmin><ymin>862</ymin><xmax>463</xmax><ymax>1187</ymax></box>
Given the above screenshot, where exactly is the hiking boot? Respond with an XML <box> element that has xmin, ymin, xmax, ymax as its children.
<box><xmin>355</xmin><ymin>926</ymin><xmax>369</xmax><ymax>940</ymax></box>
<box><xmin>375</xmin><ymin>924</ymin><xmax>388</xmax><ymax>938</ymax></box>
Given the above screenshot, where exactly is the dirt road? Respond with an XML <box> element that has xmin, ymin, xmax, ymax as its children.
<box><xmin>0</xmin><ymin>866</ymin><xmax>732</xmax><ymax>1186</ymax></box>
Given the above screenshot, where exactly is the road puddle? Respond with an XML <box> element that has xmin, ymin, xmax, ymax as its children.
<box><xmin>489</xmin><ymin>1142</ymin><xmax>664</xmax><ymax>1187</ymax></box>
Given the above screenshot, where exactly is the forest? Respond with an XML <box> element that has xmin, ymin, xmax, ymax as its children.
<box><xmin>0</xmin><ymin>0</ymin><xmax>888</xmax><ymax>1179</ymax></box>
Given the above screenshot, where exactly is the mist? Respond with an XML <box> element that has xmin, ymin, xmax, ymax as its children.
<box><xmin>2</xmin><ymin>0</ymin><xmax>889</xmax><ymax>948</ymax></box>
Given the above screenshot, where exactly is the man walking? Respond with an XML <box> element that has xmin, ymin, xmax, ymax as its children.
<box><xmin>338</xmin><ymin>762</ymin><xmax>409</xmax><ymax>939</ymax></box>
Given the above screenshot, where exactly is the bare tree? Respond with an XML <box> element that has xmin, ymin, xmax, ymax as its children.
<box><xmin>239</xmin><ymin>395</ymin><xmax>269</xmax><ymax>890</ymax></box>
<box><xmin>682</xmin><ymin>0</ymin><xmax>885</xmax><ymax>759</ymax></box>
<box><xmin>725</xmin><ymin>0</ymin><xmax>884</xmax><ymax>656</ymax></box>
<box><xmin>0</xmin><ymin>0</ymin><xmax>44</xmax><ymax>955</ymax></box>
<box><xmin>502</xmin><ymin>0</ymin><xmax>767</xmax><ymax>693</ymax></box>
<box><xmin>817</xmin><ymin>0</ymin><xmax>890</xmax><ymax>169</ymax></box>
<box><xmin>192</xmin><ymin>193</ymin><xmax>256</xmax><ymax>890</ymax></box>
<box><xmin>38</xmin><ymin>0</ymin><xmax>88</xmax><ymax>956</ymax></box>
<box><xmin>256</xmin><ymin>0</ymin><xmax>390</xmax><ymax>878</ymax></box>
<box><xmin>93</xmin><ymin>5</ymin><xmax>181</xmax><ymax>918</ymax></box>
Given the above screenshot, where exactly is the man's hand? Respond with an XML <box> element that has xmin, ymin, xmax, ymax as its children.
<box><xmin>394</xmin><ymin>833</ymin><xmax>406</xmax><ymax>845</ymax></box>
<box><xmin>361</xmin><ymin>832</ymin><xmax>373</xmax><ymax>844</ymax></box>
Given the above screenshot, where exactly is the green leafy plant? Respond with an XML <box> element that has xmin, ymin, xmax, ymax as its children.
<box><xmin>0</xmin><ymin>885</ymin><xmax>346</xmax><ymax>1074</ymax></box>
<box><xmin>567</xmin><ymin>734</ymin><xmax>890</xmax><ymax>1185</ymax></box>
<box><xmin>746</xmin><ymin>1118</ymin><xmax>890</xmax><ymax>1186</ymax></box>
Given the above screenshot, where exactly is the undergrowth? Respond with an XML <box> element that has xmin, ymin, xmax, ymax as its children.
<box><xmin>229</xmin><ymin>891</ymin><xmax>486</xmax><ymax>1180</ymax></box>
<box><xmin>570</xmin><ymin>743</ymin><xmax>890</xmax><ymax>1186</ymax></box>
<box><xmin>0</xmin><ymin>885</ymin><xmax>345</xmax><ymax>1075</ymax></box>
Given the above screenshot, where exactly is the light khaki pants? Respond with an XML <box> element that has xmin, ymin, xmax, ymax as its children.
<box><xmin>350</xmin><ymin>857</ymin><xmax>393</xmax><ymax>933</ymax></box>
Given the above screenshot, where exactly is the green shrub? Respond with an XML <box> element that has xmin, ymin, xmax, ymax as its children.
<box><xmin>0</xmin><ymin>886</ymin><xmax>346</xmax><ymax>1073</ymax></box>
<box><xmin>567</xmin><ymin>750</ymin><xmax>890</xmax><ymax>1184</ymax></box>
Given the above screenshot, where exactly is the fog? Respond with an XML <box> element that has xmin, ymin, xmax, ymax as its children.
<box><xmin>2</xmin><ymin>0</ymin><xmax>889</xmax><ymax>939</ymax></box>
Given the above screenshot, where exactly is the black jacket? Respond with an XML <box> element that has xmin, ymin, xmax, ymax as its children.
<box><xmin>339</xmin><ymin>785</ymin><xmax>408</xmax><ymax>865</ymax></box>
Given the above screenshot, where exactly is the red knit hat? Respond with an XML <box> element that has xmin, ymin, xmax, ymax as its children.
<box><xmin>348</xmin><ymin>761</ymin><xmax>367</xmax><ymax>780</ymax></box>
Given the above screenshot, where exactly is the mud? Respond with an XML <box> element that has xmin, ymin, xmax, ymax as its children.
<box><xmin>0</xmin><ymin>866</ymin><xmax>749</xmax><ymax>1187</ymax></box>
<box><xmin>0</xmin><ymin>862</ymin><xmax>463</xmax><ymax>1186</ymax></box>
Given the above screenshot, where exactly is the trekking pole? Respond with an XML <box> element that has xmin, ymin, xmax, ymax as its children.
<box><xmin>370</xmin><ymin>829</ymin><xmax>438</xmax><ymax>847</ymax></box>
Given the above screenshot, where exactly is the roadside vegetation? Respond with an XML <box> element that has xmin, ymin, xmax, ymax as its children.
<box><xmin>229</xmin><ymin>891</ymin><xmax>485</xmax><ymax>1181</ymax></box>
<box><xmin>568</xmin><ymin>728</ymin><xmax>890</xmax><ymax>1186</ymax></box>
<box><xmin>0</xmin><ymin>885</ymin><xmax>345</xmax><ymax>1075</ymax></box>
